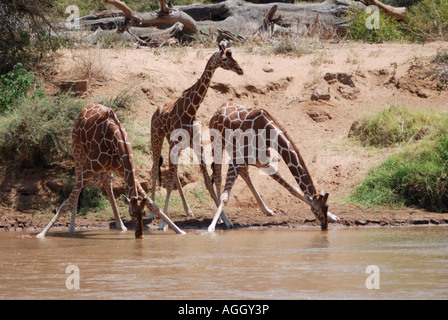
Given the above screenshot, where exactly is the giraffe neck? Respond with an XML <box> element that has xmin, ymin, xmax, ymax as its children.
<box><xmin>109</xmin><ymin>110</ymin><xmax>138</xmax><ymax>198</ymax></box>
<box><xmin>181</xmin><ymin>54</ymin><xmax>219</xmax><ymax>118</ymax></box>
<box><xmin>271</xmin><ymin>124</ymin><xmax>317</xmax><ymax>198</ymax></box>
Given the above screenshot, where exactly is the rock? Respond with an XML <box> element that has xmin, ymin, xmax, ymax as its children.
<box><xmin>311</xmin><ymin>89</ymin><xmax>331</xmax><ymax>101</ymax></box>
<box><xmin>324</xmin><ymin>72</ymin><xmax>355</xmax><ymax>87</ymax></box>
<box><xmin>262</xmin><ymin>66</ymin><xmax>274</xmax><ymax>73</ymax></box>
<box><xmin>416</xmin><ymin>89</ymin><xmax>430</xmax><ymax>98</ymax></box>
<box><xmin>45</xmin><ymin>180</ymin><xmax>63</xmax><ymax>193</ymax></box>
<box><xmin>412</xmin><ymin>219</ymin><xmax>430</xmax><ymax>225</ymax></box>
<box><xmin>307</xmin><ymin>110</ymin><xmax>332</xmax><ymax>122</ymax></box>
<box><xmin>337</xmin><ymin>85</ymin><xmax>358</xmax><ymax>100</ymax></box>
<box><xmin>59</xmin><ymin>80</ymin><xmax>88</xmax><ymax>95</ymax></box>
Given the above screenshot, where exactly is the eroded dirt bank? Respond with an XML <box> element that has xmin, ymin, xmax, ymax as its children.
<box><xmin>1</xmin><ymin>41</ymin><xmax>448</xmax><ymax>232</ymax></box>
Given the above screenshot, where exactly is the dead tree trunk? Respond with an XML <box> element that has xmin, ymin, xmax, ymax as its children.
<box><xmin>79</xmin><ymin>0</ymin><xmax>354</xmax><ymax>34</ymax></box>
<box><xmin>65</xmin><ymin>0</ymin><xmax>410</xmax><ymax>46</ymax></box>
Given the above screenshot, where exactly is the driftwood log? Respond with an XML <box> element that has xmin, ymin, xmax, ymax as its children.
<box><xmin>66</xmin><ymin>0</ymin><xmax>409</xmax><ymax>46</ymax></box>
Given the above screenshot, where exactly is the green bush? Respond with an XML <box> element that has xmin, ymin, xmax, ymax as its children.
<box><xmin>350</xmin><ymin>135</ymin><xmax>448</xmax><ymax>212</ymax></box>
<box><xmin>0</xmin><ymin>94</ymin><xmax>84</xmax><ymax>169</ymax></box>
<box><xmin>346</xmin><ymin>0</ymin><xmax>448</xmax><ymax>42</ymax></box>
<box><xmin>0</xmin><ymin>63</ymin><xmax>43</xmax><ymax>114</ymax></box>
<box><xmin>0</xmin><ymin>0</ymin><xmax>62</xmax><ymax>74</ymax></box>
<box><xmin>406</xmin><ymin>0</ymin><xmax>448</xmax><ymax>41</ymax></box>
<box><xmin>349</xmin><ymin>105</ymin><xmax>448</xmax><ymax>212</ymax></box>
<box><xmin>345</xmin><ymin>6</ymin><xmax>410</xmax><ymax>42</ymax></box>
<box><xmin>349</xmin><ymin>103</ymin><xmax>448</xmax><ymax>147</ymax></box>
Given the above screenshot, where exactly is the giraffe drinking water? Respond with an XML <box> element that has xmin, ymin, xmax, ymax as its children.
<box><xmin>37</xmin><ymin>103</ymin><xmax>185</xmax><ymax>239</ymax></box>
<box><xmin>206</xmin><ymin>102</ymin><xmax>340</xmax><ymax>232</ymax></box>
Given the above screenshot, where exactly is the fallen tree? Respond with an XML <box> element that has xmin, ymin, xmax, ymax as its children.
<box><xmin>64</xmin><ymin>0</ymin><xmax>411</xmax><ymax>46</ymax></box>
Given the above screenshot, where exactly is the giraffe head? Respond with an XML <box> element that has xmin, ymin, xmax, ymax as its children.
<box><xmin>309</xmin><ymin>191</ymin><xmax>329</xmax><ymax>231</ymax></box>
<box><xmin>213</xmin><ymin>43</ymin><xmax>244</xmax><ymax>75</ymax></box>
<box><xmin>123</xmin><ymin>195</ymin><xmax>148</xmax><ymax>238</ymax></box>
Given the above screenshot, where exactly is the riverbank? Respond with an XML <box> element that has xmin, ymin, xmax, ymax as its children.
<box><xmin>1</xmin><ymin>204</ymin><xmax>446</xmax><ymax>233</ymax></box>
<box><xmin>1</xmin><ymin>42</ymin><xmax>448</xmax><ymax>233</ymax></box>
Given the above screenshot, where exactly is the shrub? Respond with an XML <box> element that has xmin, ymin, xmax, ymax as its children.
<box><xmin>345</xmin><ymin>6</ymin><xmax>410</xmax><ymax>42</ymax></box>
<box><xmin>349</xmin><ymin>103</ymin><xmax>448</xmax><ymax>147</ymax></box>
<box><xmin>346</xmin><ymin>0</ymin><xmax>448</xmax><ymax>42</ymax></box>
<box><xmin>406</xmin><ymin>0</ymin><xmax>448</xmax><ymax>41</ymax></box>
<box><xmin>350</xmin><ymin>135</ymin><xmax>448</xmax><ymax>212</ymax></box>
<box><xmin>0</xmin><ymin>0</ymin><xmax>62</xmax><ymax>74</ymax></box>
<box><xmin>0</xmin><ymin>94</ymin><xmax>84</xmax><ymax>169</ymax></box>
<box><xmin>270</xmin><ymin>35</ymin><xmax>314</xmax><ymax>56</ymax></box>
<box><xmin>349</xmin><ymin>105</ymin><xmax>448</xmax><ymax>212</ymax></box>
<box><xmin>0</xmin><ymin>63</ymin><xmax>43</xmax><ymax>114</ymax></box>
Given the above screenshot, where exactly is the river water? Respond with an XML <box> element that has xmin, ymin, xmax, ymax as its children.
<box><xmin>0</xmin><ymin>226</ymin><xmax>447</xmax><ymax>300</ymax></box>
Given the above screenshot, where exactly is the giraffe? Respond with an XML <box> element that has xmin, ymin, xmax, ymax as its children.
<box><xmin>36</xmin><ymin>103</ymin><xmax>185</xmax><ymax>239</ymax></box>
<box><xmin>150</xmin><ymin>44</ymin><xmax>243</xmax><ymax>230</ymax></box>
<box><xmin>206</xmin><ymin>102</ymin><xmax>340</xmax><ymax>232</ymax></box>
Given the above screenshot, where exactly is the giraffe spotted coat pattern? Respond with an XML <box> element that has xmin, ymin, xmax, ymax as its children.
<box><xmin>37</xmin><ymin>103</ymin><xmax>184</xmax><ymax>239</ymax></box>
<box><xmin>206</xmin><ymin>102</ymin><xmax>340</xmax><ymax>232</ymax></box>
<box><xmin>150</xmin><ymin>44</ymin><xmax>243</xmax><ymax>229</ymax></box>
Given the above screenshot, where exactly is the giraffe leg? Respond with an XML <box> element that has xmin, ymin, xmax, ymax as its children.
<box><xmin>263</xmin><ymin>165</ymin><xmax>340</xmax><ymax>222</ymax></box>
<box><xmin>37</xmin><ymin>169</ymin><xmax>94</xmax><ymax>238</ymax></box>
<box><xmin>159</xmin><ymin>187</ymin><xmax>172</xmax><ymax>232</ymax></box>
<box><xmin>207</xmin><ymin>165</ymin><xmax>239</xmax><ymax>232</ymax></box>
<box><xmin>100</xmin><ymin>173</ymin><xmax>127</xmax><ymax>231</ymax></box>
<box><xmin>199</xmin><ymin>144</ymin><xmax>231</xmax><ymax>227</ymax></box>
<box><xmin>240</xmin><ymin>168</ymin><xmax>275</xmax><ymax>217</ymax></box>
<box><xmin>175</xmin><ymin>170</ymin><xmax>193</xmax><ymax>217</ymax></box>
<box><xmin>150</xmin><ymin>129</ymin><xmax>164</xmax><ymax>221</ymax></box>
<box><xmin>68</xmin><ymin>190</ymin><xmax>82</xmax><ymax>234</ymax></box>
<box><xmin>159</xmin><ymin>153</ymin><xmax>177</xmax><ymax>231</ymax></box>
<box><xmin>37</xmin><ymin>198</ymin><xmax>73</xmax><ymax>238</ymax></box>
<box><xmin>135</xmin><ymin>180</ymin><xmax>186</xmax><ymax>234</ymax></box>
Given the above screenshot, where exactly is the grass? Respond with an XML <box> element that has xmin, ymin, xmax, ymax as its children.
<box><xmin>349</xmin><ymin>103</ymin><xmax>448</xmax><ymax>148</ymax></box>
<box><xmin>349</xmin><ymin>104</ymin><xmax>448</xmax><ymax>212</ymax></box>
<box><xmin>270</xmin><ymin>36</ymin><xmax>314</xmax><ymax>56</ymax></box>
<box><xmin>350</xmin><ymin>136</ymin><xmax>448</xmax><ymax>212</ymax></box>
<box><xmin>0</xmin><ymin>93</ymin><xmax>84</xmax><ymax>169</ymax></box>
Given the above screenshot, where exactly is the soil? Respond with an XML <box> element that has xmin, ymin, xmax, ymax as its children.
<box><xmin>1</xmin><ymin>41</ymin><xmax>448</xmax><ymax>233</ymax></box>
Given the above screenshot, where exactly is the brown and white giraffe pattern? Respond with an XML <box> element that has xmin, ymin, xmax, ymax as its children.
<box><xmin>206</xmin><ymin>103</ymin><xmax>340</xmax><ymax>232</ymax></box>
<box><xmin>37</xmin><ymin>103</ymin><xmax>185</xmax><ymax>239</ymax></box>
<box><xmin>150</xmin><ymin>45</ymin><xmax>243</xmax><ymax>229</ymax></box>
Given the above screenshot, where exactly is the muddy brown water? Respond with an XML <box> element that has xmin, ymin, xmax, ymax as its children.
<box><xmin>0</xmin><ymin>226</ymin><xmax>447</xmax><ymax>300</ymax></box>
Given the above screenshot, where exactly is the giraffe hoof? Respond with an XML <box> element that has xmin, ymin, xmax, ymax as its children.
<box><xmin>207</xmin><ymin>226</ymin><xmax>215</xmax><ymax>233</ymax></box>
<box><xmin>264</xmin><ymin>209</ymin><xmax>275</xmax><ymax>217</ymax></box>
<box><xmin>36</xmin><ymin>232</ymin><xmax>45</xmax><ymax>239</ymax></box>
<box><xmin>327</xmin><ymin>211</ymin><xmax>340</xmax><ymax>222</ymax></box>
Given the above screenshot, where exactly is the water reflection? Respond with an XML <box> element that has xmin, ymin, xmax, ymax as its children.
<box><xmin>0</xmin><ymin>226</ymin><xmax>447</xmax><ymax>299</ymax></box>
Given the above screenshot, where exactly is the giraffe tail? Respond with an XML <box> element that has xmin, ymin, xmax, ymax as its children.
<box><xmin>210</xmin><ymin>162</ymin><xmax>215</xmax><ymax>186</ymax></box>
<box><xmin>158</xmin><ymin>155</ymin><xmax>163</xmax><ymax>186</ymax></box>
<box><xmin>77</xmin><ymin>188</ymin><xmax>84</xmax><ymax>213</ymax></box>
